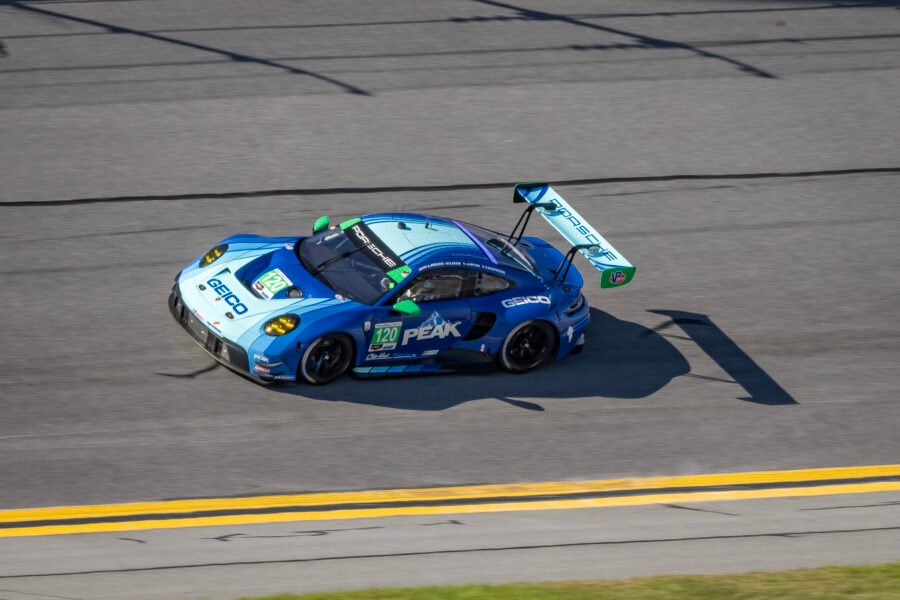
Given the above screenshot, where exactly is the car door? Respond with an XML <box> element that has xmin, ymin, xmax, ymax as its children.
<box><xmin>364</xmin><ymin>268</ymin><xmax>473</xmax><ymax>362</ymax></box>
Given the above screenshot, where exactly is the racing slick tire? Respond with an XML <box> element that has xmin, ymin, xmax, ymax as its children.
<box><xmin>299</xmin><ymin>333</ymin><xmax>354</xmax><ymax>385</ymax></box>
<box><xmin>498</xmin><ymin>320</ymin><xmax>555</xmax><ymax>373</ymax></box>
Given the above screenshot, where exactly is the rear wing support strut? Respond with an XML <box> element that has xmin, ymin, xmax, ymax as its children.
<box><xmin>507</xmin><ymin>199</ymin><xmax>559</xmax><ymax>244</ymax></box>
<box><xmin>554</xmin><ymin>243</ymin><xmax>599</xmax><ymax>283</ymax></box>
<box><xmin>511</xmin><ymin>182</ymin><xmax>636</xmax><ymax>288</ymax></box>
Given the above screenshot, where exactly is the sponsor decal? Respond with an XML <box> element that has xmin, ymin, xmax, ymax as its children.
<box><xmin>422</xmin><ymin>349</ymin><xmax>439</xmax><ymax>357</ymax></box>
<box><xmin>366</xmin><ymin>352</ymin><xmax>418</xmax><ymax>361</ymax></box>
<box><xmin>609</xmin><ymin>270</ymin><xmax>626</xmax><ymax>285</ymax></box>
<box><xmin>550</xmin><ymin>205</ymin><xmax>618</xmax><ymax>261</ymax></box>
<box><xmin>368</xmin><ymin>321</ymin><xmax>401</xmax><ymax>351</ymax></box>
<box><xmin>348</xmin><ymin>222</ymin><xmax>403</xmax><ymax>271</ymax></box>
<box><xmin>254</xmin><ymin>364</ymin><xmax>273</xmax><ymax>374</ymax></box>
<box><xmin>418</xmin><ymin>261</ymin><xmax>505</xmax><ymax>275</ymax></box>
<box><xmin>206</xmin><ymin>278</ymin><xmax>248</xmax><ymax>315</ymax></box>
<box><xmin>501</xmin><ymin>295</ymin><xmax>551</xmax><ymax>308</ymax></box>
<box><xmin>253</xmin><ymin>353</ymin><xmax>274</xmax><ymax>364</ymax></box>
<box><xmin>255</xmin><ymin>268</ymin><xmax>293</xmax><ymax>300</ymax></box>
<box><xmin>274</xmin><ymin>374</ymin><xmax>294</xmax><ymax>381</ymax></box>
<box><xmin>402</xmin><ymin>311</ymin><xmax>461</xmax><ymax>345</ymax></box>
<box><xmin>284</xmin><ymin>243</ymin><xmax>294</xmax><ymax>250</ymax></box>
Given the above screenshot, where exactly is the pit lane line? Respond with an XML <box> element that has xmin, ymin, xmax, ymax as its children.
<box><xmin>2</xmin><ymin>465</ymin><xmax>898</xmax><ymax>538</ymax></box>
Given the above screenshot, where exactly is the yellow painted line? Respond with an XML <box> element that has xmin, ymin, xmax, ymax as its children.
<box><xmin>2</xmin><ymin>480</ymin><xmax>898</xmax><ymax>538</ymax></box>
<box><xmin>2</xmin><ymin>464</ymin><xmax>899</xmax><ymax>524</ymax></box>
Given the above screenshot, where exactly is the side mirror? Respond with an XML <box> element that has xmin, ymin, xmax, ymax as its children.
<box><xmin>313</xmin><ymin>215</ymin><xmax>330</xmax><ymax>234</ymax></box>
<box><xmin>392</xmin><ymin>298</ymin><xmax>421</xmax><ymax>317</ymax></box>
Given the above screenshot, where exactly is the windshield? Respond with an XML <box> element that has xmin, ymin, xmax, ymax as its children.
<box><xmin>460</xmin><ymin>222</ymin><xmax>538</xmax><ymax>275</ymax></box>
<box><xmin>297</xmin><ymin>228</ymin><xmax>394</xmax><ymax>304</ymax></box>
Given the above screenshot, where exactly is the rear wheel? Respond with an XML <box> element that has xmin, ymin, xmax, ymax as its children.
<box><xmin>499</xmin><ymin>320</ymin><xmax>555</xmax><ymax>373</ymax></box>
<box><xmin>299</xmin><ymin>334</ymin><xmax>353</xmax><ymax>385</ymax></box>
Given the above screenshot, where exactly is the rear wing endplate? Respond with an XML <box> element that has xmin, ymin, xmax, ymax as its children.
<box><xmin>513</xmin><ymin>183</ymin><xmax>635</xmax><ymax>288</ymax></box>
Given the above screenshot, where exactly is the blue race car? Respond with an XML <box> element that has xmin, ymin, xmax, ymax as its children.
<box><xmin>168</xmin><ymin>184</ymin><xmax>635</xmax><ymax>384</ymax></box>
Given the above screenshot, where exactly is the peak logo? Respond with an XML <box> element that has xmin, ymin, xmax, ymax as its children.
<box><xmin>402</xmin><ymin>311</ymin><xmax>461</xmax><ymax>345</ymax></box>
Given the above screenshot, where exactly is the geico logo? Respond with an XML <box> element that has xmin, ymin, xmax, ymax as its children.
<box><xmin>207</xmin><ymin>278</ymin><xmax>248</xmax><ymax>314</ymax></box>
<box><xmin>402</xmin><ymin>321</ymin><xmax>461</xmax><ymax>345</ymax></box>
<box><xmin>501</xmin><ymin>295</ymin><xmax>551</xmax><ymax>308</ymax></box>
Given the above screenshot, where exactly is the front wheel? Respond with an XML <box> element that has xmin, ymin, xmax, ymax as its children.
<box><xmin>499</xmin><ymin>320</ymin><xmax>555</xmax><ymax>373</ymax></box>
<box><xmin>298</xmin><ymin>334</ymin><xmax>353</xmax><ymax>385</ymax></box>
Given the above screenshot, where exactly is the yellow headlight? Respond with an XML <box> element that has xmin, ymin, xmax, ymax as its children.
<box><xmin>200</xmin><ymin>244</ymin><xmax>228</xmax><ymax>267</ymax></box>
<box><xmin>264</xmin><ymin>314</ymin><xmax>299</xmax><ymax>336</ymax></box>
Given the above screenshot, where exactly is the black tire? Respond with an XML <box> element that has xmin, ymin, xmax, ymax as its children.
<box><xmin>499</xmin><ymin>320</ymin><xmax>555</xmax><ymax>373</ymax></box>
<box><xmin>298</xmin><ymin>334</ymin><xmax>353</xmax><ymax>385</ymax></box>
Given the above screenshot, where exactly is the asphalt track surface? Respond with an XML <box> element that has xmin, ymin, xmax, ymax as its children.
<box><xmin>1</xmin><ymin>0</ymin><xmax>899</xmax><ymax>597</ymax></box>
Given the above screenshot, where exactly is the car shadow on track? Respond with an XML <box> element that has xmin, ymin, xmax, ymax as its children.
<box><xmin>271</xmin><ymin>308</ymin><xmax>691</xmax><ymax>411</ymax></box>
<box><xmin>647</xmin><ymin>309</ymin><xmax>796</xmax><ymax>406</ymax></box>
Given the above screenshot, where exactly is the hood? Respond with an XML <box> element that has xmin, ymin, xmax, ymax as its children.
<box><xmin>178</xmin><ymin>245</ymin><xmax>360</xmax><ymax>343</ymax></box>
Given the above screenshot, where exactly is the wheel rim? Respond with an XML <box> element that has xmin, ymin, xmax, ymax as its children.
<box><xmin>506</xmin><ymin>324</ymin><xmax>551</xmax><ymax>370</ymax></box>
<box><xmin>306</xmin><ymin>338</ymin><xmax>348</xmax><ymax>380</ymax></box>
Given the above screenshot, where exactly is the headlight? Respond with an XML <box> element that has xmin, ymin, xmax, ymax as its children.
<box><xmin>264</xmin><ymin>314</ymin><xmax>299</xmax><ymax>336</ymax></box>
<box><xmin>563</xmin><ymin>293</ymin><xmax>586</xmax><ymax>315</ymax></box>
<box><xmin>200</xmin><ymin>244</ymin><xmax>228</xmax><ymax>267</ymax></box>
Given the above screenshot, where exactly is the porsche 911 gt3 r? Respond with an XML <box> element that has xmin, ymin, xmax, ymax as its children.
<box><xmin>168</xmin><ymin>183</ymin><xmax>635</xmax><ymax>384</ymax></box>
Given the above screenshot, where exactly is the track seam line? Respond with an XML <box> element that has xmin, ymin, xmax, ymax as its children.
<box><xmin>3</xmin><ymin>525</ymin><xmax>899</xmax><ymax>579</ymax></box>
<box><xmin>2</xmin><ymin>167</ymin><xmax>899</xmax><ymax>207</ymax></box>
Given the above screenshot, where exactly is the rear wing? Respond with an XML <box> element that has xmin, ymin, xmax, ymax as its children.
<box><xmin>512</xmin><ymin>183</ymin><xmax>635</xmax><ymax>288</ymax></box>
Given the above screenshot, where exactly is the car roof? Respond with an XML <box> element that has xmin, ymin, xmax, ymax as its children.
<box><xmin>361</xmin><ymin>213</ymin><xmax>497</xmax><ymax>269</ymax></box>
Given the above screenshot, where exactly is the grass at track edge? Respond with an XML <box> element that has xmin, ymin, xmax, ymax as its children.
<box><xmin>239</xmin><ymin>562</ymin><xmax>900</xmax><ymax>599</ymax></box>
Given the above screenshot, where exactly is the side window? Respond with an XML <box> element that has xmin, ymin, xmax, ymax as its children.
<box><xmin>397</xmin><ymin>269</ymin><xmax>469</xmax><ymax>303</ymax></box>
<box><xmin>472</xmin><ymin>272</ymin><xmax>511</xmax><ymax>297</ymax></box>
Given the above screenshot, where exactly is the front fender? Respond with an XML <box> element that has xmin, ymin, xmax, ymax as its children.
<box><xmin>245</xmin><ymin>305</ymin><xmax>367</xmax><ymax>380</ymax></box>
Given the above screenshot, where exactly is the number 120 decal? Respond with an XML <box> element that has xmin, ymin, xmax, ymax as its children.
<box><xmin>254</xmin><ymin>268</ymin><xmax>293</xmax><ymax>299</ymax></box>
